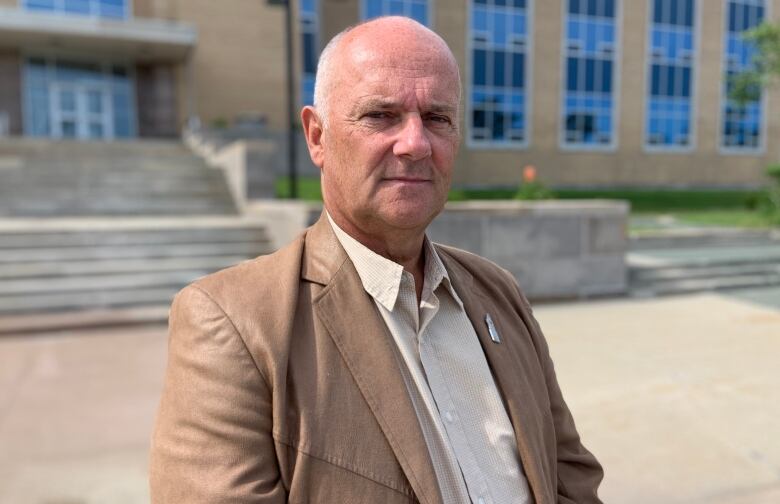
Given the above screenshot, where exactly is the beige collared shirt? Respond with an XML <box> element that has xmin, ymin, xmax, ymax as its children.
<box><xmin>328</xmin><ymin>215</ymin><xmax>531</xmax><ymax>504</ymax></box>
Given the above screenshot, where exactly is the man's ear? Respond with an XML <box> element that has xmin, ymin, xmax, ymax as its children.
<box><xmin>301</xmin><ymin>106</ymin><xmax>325</xmax><ymax>170</ymax></box>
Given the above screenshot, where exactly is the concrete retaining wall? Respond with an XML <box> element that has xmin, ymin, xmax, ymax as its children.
<box><xmin>427</xmin><ymin>201</ymin><xmax>629</xmax><ymax>300</ymax></box>
<box><xmin>249</xmin><ymin>199</ymin><xmax>629</xmax><ymax>301</ymax></box>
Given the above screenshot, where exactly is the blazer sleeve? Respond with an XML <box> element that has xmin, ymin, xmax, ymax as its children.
<box><xmin>149</xmin><ymin>285</ymin><xmax>286</xmax><ymax>503</ymax></box>
<box><xmin>515</xmin><ymin>284</ymin><xmax>605</xmax><ymax>504</ymax></box>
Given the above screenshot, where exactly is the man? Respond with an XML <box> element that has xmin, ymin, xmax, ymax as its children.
<box><xmin>150</xmin><ymin>16</ymin><xmax>603</xmax><ymax>503</ymax></box>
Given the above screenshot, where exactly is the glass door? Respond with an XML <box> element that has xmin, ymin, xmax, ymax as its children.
<box><xmin>50</xmin><ymin>82</ymin><xmax>113</xmax><ymax>140</ymax></box>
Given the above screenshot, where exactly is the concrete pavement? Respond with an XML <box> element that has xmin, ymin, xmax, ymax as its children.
<box><xmin>0</xmin><ymin>291</ymin><xmax>778</xmax><ymax>503</ymax></box>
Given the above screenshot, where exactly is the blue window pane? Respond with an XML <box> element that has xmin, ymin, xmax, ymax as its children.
<box><xmin>473</xmin><ymin>109</ymin><xmax>486</xmax><ymax>129</ymax></box>
<box><xmin>493</xmin><ymin>11</ymin><xmax>507</xmax><ymax>45</ymax></box>
<box><xmin>601</xmin><ymin>60</ymin><xmax>612</xmax><ymax>93</ymax></box>
<box><xmin>685</xmin><ymin>0</ymin><xmax>694</xmax><ymax>27</ymax></box>
<box><xmin>584</xmin><ymin>59</ymin><xmax>595</xmax><ymax>91</ymax></box>
<box><xmin>301</xmin><ymin>0</ymin><xmax>316</xmax><ymax>13</ymax></box>
<box><xmin>24</xmin><ymin>0</ymin><xmax>56</xmax><ymax>10</ymax></box>
<box><xmin>410</xmin><ymin>2</ymin><xmax>426</xmax><ymax>24</ymax></box>
<box><xmin>491</xmin><ymin>111</ymin><xmax>505</xmax><ymax>139</ymax></box>
<box><xmin>569</xmin><ymin>0</ymin><xmax>581</xmax><ymax>15</ymax></box>
<box><xmin>469</xmin><ymin>0</ymin><xmax>528</xmax><ymax>145</ymax></box>
<box><xmin>474</xmin><ymin>49</ymin><xmax>487</xmax><ymax>86</ymax></box>
<box><xmin>722</xmin><ymin>1</ymin><xmax>765</xmax><ymax>148</ymax></box>
<box><xmin>365</xmin><ymin>0</ymin><xmax>382</xmax><ymax>18</ymax></box>
<box><xmin>473</xmin><ymin>8</ymin><xmax>488</xmax><ymax>31</ymax></box>
<box><xmin>492</xmin><ymin>51</ymin><xmax>506</xmax><ymax>87</ymax></box>
<box><xmin>303</xmin><ymin>33</ymin><xmax>316</xmax><ymax>73</ymax></box>
<box><xmin>512</xmin><ymin>53</ymin><xmax>525</xmax><ymax>88</ymax></box>
<box><xmin>512</xmin><ymin>13</ymin><xmax>526</xmax><ymax>36</ymax></box>
<box><xmin>24</xmin><ymin>0</ymin><xmax>127</xmax><ymax>18</ymax></box>
<box><xmin>389</xmin><ymin>0</ymin><xmax>404</xmax><ymax>14</ymax></box>
<box><xmin>604</xmin><ymin>0</ymin><xmax>615</xmax><ymax>18</ymax></box>
<box><xmin>64</xmin><ymin>0</ymin><xmax>90</xmax><ymax>14</ymax></box>
<box><xmin>98</xmin><ymin>0</ymin><xmax>125</xmax><ymax>18</ymax></box>
<box><xmin>567</xmin><ymin>57</ymin><xmax>579</xmax><ymax>91</ymax></box>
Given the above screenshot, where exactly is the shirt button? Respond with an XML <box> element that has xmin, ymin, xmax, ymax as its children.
<box><xmin>444</xmin><ymin>411</ymin><xmax>454</xmax><ymax>423</ymax></box>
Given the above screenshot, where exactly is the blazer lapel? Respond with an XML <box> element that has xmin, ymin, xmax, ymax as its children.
<box><xmin>303</xmin><ymin>216</ymin><xmax>443</xmax><ymax>504</ymax></box>
<box><xmin>439</xmin><ymin>251</ymin><xmax>555</xmax><ymax>504</ymax></box>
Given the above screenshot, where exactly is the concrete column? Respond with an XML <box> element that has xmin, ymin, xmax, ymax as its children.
<box><xmin>0</xmin><ymin>49</ymin><xmax>22</xmax><ymax>136</ymax></box>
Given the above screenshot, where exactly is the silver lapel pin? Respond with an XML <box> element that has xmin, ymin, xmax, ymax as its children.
<box><xmin>485</xmin><ymin>314</ymin><xmax>501</xmax><ymax>344</ymax></box>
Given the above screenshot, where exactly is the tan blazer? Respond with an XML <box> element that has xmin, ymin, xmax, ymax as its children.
<box><xmin>150</xmin><ymin>215</ymin><xmax>603</xmax><ymax>503</ymax></box>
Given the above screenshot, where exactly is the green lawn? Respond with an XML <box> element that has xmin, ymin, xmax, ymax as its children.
<box><xmin>274</xmin><ymin>177</ymin><xmax>778</xmax><ymax>229</ymax></box>
<box><xmin>636</xmin><ymin>210</ymin><xmax>777</xmax><ymax>229</ymax></box>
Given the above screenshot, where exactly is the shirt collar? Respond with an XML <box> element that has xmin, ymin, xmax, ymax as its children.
<box><xmin>327</xmin><ymin>213</ymin><xmax>461</xmax><ymax>311</ymax></box>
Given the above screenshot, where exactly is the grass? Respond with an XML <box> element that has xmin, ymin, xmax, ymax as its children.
<box><xmin>639</xmin><ymin>210</ymin><xmax>777</xmax><ymax>229</ymax></box>
<box><xmin>274</xmin><ymin>176</ymin><xmax>778</xmax><ymax>229</ymax></box>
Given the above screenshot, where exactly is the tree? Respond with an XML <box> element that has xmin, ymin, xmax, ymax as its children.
<box><xmin>729</xmin><ymin>22</ymin><xmax>780</xmax><ymax>105</ymax></box>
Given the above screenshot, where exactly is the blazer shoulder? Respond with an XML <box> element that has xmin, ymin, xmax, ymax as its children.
<box><xmin>184</xmin><ymin>228</ymin><xmax>308</xmax><ymax>309</ymax></box>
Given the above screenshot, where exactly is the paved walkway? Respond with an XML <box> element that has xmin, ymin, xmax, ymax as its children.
<box><xmin>0</xmin><ymin>292</ymin><xmax>778</xmax><ymax>503</ymax></box>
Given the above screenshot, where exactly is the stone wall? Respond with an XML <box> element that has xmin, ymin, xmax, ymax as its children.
<box><xmin>252</xmin><ymin>200</ymin><xmax>629</xmax><ymax>301</ymax></box>
<box><xmin>427</xmin><ymin>201</ymin><xmax>629</xmax><ymax>300</ymax></box>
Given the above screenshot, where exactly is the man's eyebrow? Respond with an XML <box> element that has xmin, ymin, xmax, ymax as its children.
<box><xmin>349</xmin><ymin>98</ymin><xmax>457</xmax><ymax>116</ymax></box>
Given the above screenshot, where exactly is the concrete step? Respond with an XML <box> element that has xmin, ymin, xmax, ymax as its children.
<box><xmin>0</xmin><ymin>256</ymin><xmax>250</xmax><ymax>279</ymax></box>
<box><xmin>0</xmin><ymin>270</ymin><xmax>211</xmax><ymax>296</ymax></box>
<box><xmin>0</xmin><ymin>287</ymin><xmax>181</xmax><ymax>314</ymax></box>
<box><xmin>0</xmin><ymin>242</ymin><xmax>267</xmax><ymax>263</ymax></box>
<box><xmin>0</xmin><ymin>305</ymin><xmax>170</xmax><ymax>334</ymax></box>
<box><xmin>0</xmin><ymin>228</ymin><xmax>268</xmax><ymax>248</ymax></box>
<box><xmin>631</xmin><ymin>262</ymin><xmax>780</xmax><ymax>283</ymax></box>
<box><xmin>630</xmin><ymin>272</ymin><xmax>780</xmax><ymax>297</ymax></box>
<box><xmin>0</xmin><ymin>218</ymin><xmax>274</xmax><ymax>316</ymax></box>
<box><xmin>0</xmin><ymin>139</ymin><xmax>237</xmax><ymax>217</ymax></box>
<box><xmin>631</xmin><ymin>229</ymin><xmax>780</xmax><ymax>251</ymax></box>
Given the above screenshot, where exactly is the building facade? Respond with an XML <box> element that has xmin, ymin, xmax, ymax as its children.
<box><xmin>0</xmin><ymin>0</ymin><xmax>778</xmax><ymax>188</ymax></box>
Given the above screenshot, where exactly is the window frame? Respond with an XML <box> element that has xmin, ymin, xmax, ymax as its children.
<box><xmin>557</xmin><ymin>0</ymin><xmax>623</xmax><ymax>153</ymax></box>
<box><xmin>22</xmin><ymin>0</ymin><xmax>132</xmax><ymax>20</ymax></box>
<box><xmin>465</xmin><ymin>0</ymin><xmax>535</xmax><ymax>151</ymax></box>
<box><xmin>717</xmin><ymin>0</ymin><xmax>769</xmax><ymax>156</ymax></box>
<box><xmin>359</xmin><ymin>0</ymin><xmax>434</xmax><ymax>27</ymax></box>
<box><xmin>20</xmin><ymin>51</ymin><xmax>138</xmax><ymax>140</ymax></box>
<box><xmin>298</xmin><ymin>0</ymin><xmax>320</xmax><ymax>109</ymax></box>
<box><xmin>642</xmin><ymin>0</ymin><xmax>701</xmax><ymax>154</ymax></box>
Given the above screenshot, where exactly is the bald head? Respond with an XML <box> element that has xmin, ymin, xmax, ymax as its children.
<box><xmin>313</xmin><ymin>16</ymin><xmax>461</xmax><ymax>127</ymax></box>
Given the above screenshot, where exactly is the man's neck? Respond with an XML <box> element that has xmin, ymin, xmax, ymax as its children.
<box><xmin>327</xmin><ymin>210</ymin><xmax>427</xmax><ymax>301</ymax></box>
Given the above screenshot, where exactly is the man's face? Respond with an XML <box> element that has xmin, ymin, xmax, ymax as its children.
<box><xmin>315</xmin><ymin>30</ymin><xmax>461</xmax><ymax>237</ymax></box>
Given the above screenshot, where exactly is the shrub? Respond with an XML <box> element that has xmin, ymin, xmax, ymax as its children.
<box><xmin>514</xmin><ymin>165</ymin><xmax>554</xmax><ymax>201</ymax></box>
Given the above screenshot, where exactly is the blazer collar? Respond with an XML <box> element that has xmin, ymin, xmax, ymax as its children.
<box><xmin>303</xmin><ymin>213</ymin><xmax>444</xmax><ymax>504</ymax></box>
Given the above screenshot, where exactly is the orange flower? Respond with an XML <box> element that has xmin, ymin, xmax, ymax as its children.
<box><xmin>523</xmin><ymin>165</ymin><xmax>537</xmax><ymax>183</ymax></box>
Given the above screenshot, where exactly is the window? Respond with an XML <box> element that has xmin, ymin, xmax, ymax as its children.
<box><xmin>300</xmin><ymin>0</ymin><xmax>319</xmax><ymax>107</ymax></box>
<box><xmin>721</xmin><ymin>0</ymin><xmax>766</xmax><ymax>151</ymax></box>
<box><xmin>362</xmin><ymin>0</ymin><xmax>430</xmax><ymax>26</ymax></box>
<box><xmin>23</xmin><ymin>58</ymin><xmax>136</xmax><ymax>139</ymax></box>
<box><xmin>23</xmin><ymin>0</ymin><xmax>128</xmax><ymax>19</ymax></box>
<box><xmin>561</xmin><ymin>0</ymin><xmax>619</xmax><ymax>149</ymax></box>
<box><xmin>469</xmin><ymin>0</ymin><xmax>530</xmax><ymax>146</ymax></box>
<box><xmin>645</xmin><ymin>0</ymin><xmax>696</xmax><ymax>150</ymax></box>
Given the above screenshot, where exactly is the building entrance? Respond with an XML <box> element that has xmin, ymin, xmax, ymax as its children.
<box><xmin>50</xmin><ymin>82</ymin><xmax>112</xmax><ymax>140</ymax></box>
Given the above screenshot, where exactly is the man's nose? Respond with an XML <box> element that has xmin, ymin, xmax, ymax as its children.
<box><xmin>393</xmin><ymin>114</ymin><xmax>432</xmax><ymax>161</ymax></box>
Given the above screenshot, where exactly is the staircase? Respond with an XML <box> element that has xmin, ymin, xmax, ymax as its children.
<box><xmin>0</xmin><ymin>139</ymin><xmax>237</xmax><ymax>216</ymax></box>
<box><xmin>629</xmin><ymin>229</ymin><xmax>780</xmax><ymax>297</ymax></box>
<box><xmin>0</xmin><ymin>139</ymin><xmax>275</xmax><ymax>331</ymax></box>
<box><xmin>0</xmin><ymin>220</ymin><xmax>273</xmax><ymax>324</ymax></box>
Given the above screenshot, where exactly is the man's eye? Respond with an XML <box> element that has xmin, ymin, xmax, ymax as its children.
<box><xmin>364</xmin><ymin>111</ymin><xmax>393</xmax><ymax>120</ymax></box>
<box><xmin>427</xmin><ymin>115</ymin><xmax>452</xmax><ymax>124</ymax></box>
